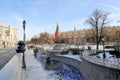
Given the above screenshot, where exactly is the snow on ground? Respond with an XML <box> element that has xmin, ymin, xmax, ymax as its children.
<box><xmin>97</xmin><ymin>52</ymin><xmax>113</xmax><ymax>59</ymax></box>
<box><xmin>78</xmin><ymin>44</ymin><xmax>114</xmax><ymax>51</ymax></box>
<box><xmin>36</xmin><ymin>55</ymin><xmax>85</xmax><ymax>80</ymax></box>
<box><xmin>56</xmin><ymin>51</ymin><xmax>81</xmax><ymax>61</ymax></box>
<box><xmin>96</xmin><ymin>52</ymin><xmax>120</xmax><ymax>62</ymax></box>
<box><xmin>59</xmin><ymin>54</ymin><xmax>81</xmax><ymax>61</ymax></box>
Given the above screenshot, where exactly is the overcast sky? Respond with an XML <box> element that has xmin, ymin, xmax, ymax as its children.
<box><xmin>0</xmin><ymin>0</ymin><xmax>120</xmax><ymax>40</ymax></box>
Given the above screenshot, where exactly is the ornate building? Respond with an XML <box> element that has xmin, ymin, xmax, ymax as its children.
<box><xmin>0</xmin><ymin>25</ymin><xmax>18</xmax><ymax>48</ymax></box>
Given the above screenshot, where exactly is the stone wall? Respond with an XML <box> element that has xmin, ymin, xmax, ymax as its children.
<box><xmin>49</xmin><ymin>54</ymin><xmax>120</xmax><ymax>80</ymax></box>
<box><xmin>50</xmin><ymin>55</ymin><xmax>81</xmax><ymax>71</ymax></box>
<box><xmin>80</xmin><ymin>57</ymin><xmax>120</xmax><ymax>80</ymax></box>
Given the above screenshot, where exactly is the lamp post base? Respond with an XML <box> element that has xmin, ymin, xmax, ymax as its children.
<box><xmin>22</xmin><ymin>52</ymin><xmax>26</xmax><ymax>69</ymax></box>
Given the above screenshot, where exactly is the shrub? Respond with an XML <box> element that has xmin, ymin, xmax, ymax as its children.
<box><xmin>69</xmin><ymin>48</ymin><xmax>80</xmax><ymax>55</ymax></box>
<box><xmin>105</xmin><ymin>45</ymin><xmax>114</xmax><ymax>49</ymax></box>
<box><xmin>61</xmin><ymin>50</ymin><xmax>69</xmax><ymax>55</ymax></box>
<box><xmin>89</xmin><ymin>51</ymin><xmax>101</xmax><ymax>56</ymax></box>
<box><xmin>109</xmin><ymin>50</ymin><xmax>120</xmax><ymax>58</ymax></box>
<box><xmin>46</xmin><ymin>57</ymin><xmax>51</xmax><ymax>64</ymax></box>
<box><xmin>88</xmin><ymin>46</ymin><xmax>91</xmax><ymax>50</ymax></box>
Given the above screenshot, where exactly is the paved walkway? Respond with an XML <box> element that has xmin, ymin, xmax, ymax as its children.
<box><xmin>0</xmin><ymin>49</ymin><xmax>51</xmax><ymax>80</ymax></box>
<box><xmin>21</xmin><ymin>50</ymin><xmax>51</xmax><ymax>80</ymax></box>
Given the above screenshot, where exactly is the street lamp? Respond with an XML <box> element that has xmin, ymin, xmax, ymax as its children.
<box><xmin>101</xmin><ymin>36</ymin><xmax>106</xmax><ymax>59</ymax></box>
<box><xmin>22</xmin><ymin>20</ymin><xmax>26</xmax><ymax>69</ymax></box>
<box><xmin>23</xmin><ymin>20</ymin><xmax>26</xmax><ymax>42</ymax></box>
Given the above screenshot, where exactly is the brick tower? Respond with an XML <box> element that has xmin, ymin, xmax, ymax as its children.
<box><xmin>55</xmin><ymin>23</ymin><xmax>61</xmax><ymax>43</ymax></box>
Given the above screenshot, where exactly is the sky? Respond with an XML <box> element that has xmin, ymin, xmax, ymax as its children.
<box><xmin>0</xmin><ymin>0</ymin><xmax>120</xmax><ymax>40</ymax></box>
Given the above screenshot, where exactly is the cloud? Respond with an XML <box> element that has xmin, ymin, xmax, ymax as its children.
<box><xmin>101</xmin><ymin>4</ymin><xmax>120</xmax><ymax>12</ymax></box>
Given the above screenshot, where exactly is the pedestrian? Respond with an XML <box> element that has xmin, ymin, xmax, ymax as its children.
<box><xmin>34</xmin><ymin>48</ymin><xmax>38</xmax><ymax>58</ymax></box>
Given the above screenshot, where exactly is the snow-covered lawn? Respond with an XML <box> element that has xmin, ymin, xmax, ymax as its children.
<box><xmin>96</xmin><ymin>52</ymin><xmax>120</xmax><ymax>63</ymax></box>
<box><xmin>97</xmin><ymin>52</ymin><xmax>113</xmax><ymax>59</ymax></box>
<box><xmin>36</xmin><ymin>55</ymin><xmax>84</xmax><ymax>80</ymax></box>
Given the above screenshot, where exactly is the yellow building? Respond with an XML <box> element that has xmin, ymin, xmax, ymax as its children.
<box><xmin>61</xmin><ymin>30</ymin><xmax>86</xmax><ymax>44</ymax></box>
<box><xmin>0</xmin><ymin>25</ymin><xmax>18</xmax><ymax>48</ymax></box>
<box><xmin>60</xmin><ymin>26</ymin><xmax>120</xmax><ymax>44</ymax></box>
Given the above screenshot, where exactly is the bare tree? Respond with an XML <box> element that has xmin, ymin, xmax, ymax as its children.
<box><xmin>85</xmin><ymin>9</ymin><xmax>110</xmax><ymax>50</ymax></box>
<box><xmin>30</xmin><ymin>32</ymin><xmax>54</xmax><ymax>45</ymax></box>
<box><xmin>31</xmin><ymin>35</ymin><xmax>39</xmax><ymax>44</ymax></box>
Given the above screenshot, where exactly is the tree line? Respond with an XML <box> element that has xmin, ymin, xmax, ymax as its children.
<box><xmin>28</xmin><ymin>32</ymin><xmax>55</xmax><ymax>45</ymax></box>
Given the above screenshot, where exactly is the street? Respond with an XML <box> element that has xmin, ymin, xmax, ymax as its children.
<box><xmin>0</xmin><ymin>48</ymin><xmax>16</xmax><ymax>70</ymax></box>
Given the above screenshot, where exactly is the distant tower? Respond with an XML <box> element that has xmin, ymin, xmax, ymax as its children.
<box><xmin>74</xmin><ymin>27</ymin><xmax>76</xmax><ymax>31</ymax></box>
<box><xmin>55</xmin><ymin>23</ymin><xmax>61</xmax><ymax>42</ymax></box>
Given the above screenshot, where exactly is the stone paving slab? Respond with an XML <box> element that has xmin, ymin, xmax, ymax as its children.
<box><xmin>24</xmin><ymin>50</ymin><xmax>51</xmax><ymax>80</ymax></box>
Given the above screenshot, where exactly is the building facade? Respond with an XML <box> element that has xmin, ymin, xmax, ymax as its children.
<box><xmin>0</xmin><ymin>25</ymin><xmax>18</xmax><ymax>48</ymax></box>
<box><xmin>61</xmin><ymin>29</ymin><xmax>86</xmax><ymax>44</ymax></box>
<box><xmin>57</xmin><ymin>26</ymin><xmax>120</xmax><ymax>44</ymax></box>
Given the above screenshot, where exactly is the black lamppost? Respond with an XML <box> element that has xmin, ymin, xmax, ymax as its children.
<box><xmin>23</xmin><ymin>20</ymin><xmax>26</xmax><ymax>42</ymax></box>
<box><xmin>22</xmin><ymin>20</ymin><xmax>26</xmax><ymax>69</ymax></box>
<box><xmin>102</xmin><ymin>36</ymin><xmax>106</xmax><ymax>59</ymax></box>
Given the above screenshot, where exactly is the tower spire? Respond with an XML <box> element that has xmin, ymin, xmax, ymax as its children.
<box><xmin>74</xmin><ymin>27</ymin><xmax>76</xmax><ymax>31</ymax></box>
<box><xmin>57</xmin><ymin>23</ymin><xmax>59</xmax><ymax>30</ymax></box>
<box><xmin>55</xmin><ymin>23</ymin><xmax>61</xmax><ymax>43</ymax></box>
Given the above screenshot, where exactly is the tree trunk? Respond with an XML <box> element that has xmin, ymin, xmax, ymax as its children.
<box><xmin>96</xmin><ymin>25</ymin><xmax>99</xmax><ymax>50</ymax></box>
